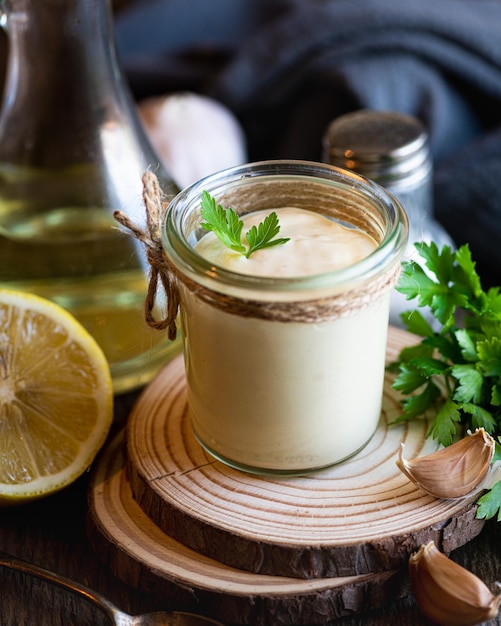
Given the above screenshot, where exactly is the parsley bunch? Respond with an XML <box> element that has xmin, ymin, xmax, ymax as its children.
<box><xmin>391</xmin><ymin>241</ymin><xmax>501</xmax><ymax>520</ymax></box>
<box><xmin>199</xmin><ymin>191</ymin><xmax>290</xmax><ymax>259</ymax></box>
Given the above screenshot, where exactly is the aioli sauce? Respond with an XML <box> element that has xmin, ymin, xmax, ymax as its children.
<box><xmin>195</xmin><ymin>207</ymin><xmax>376</xmax><ymax>277</ymax></box>
<box><xmin>182</xmin><ymin>207</ymin><xmax>388</xmax><ymax>472</ymax></box>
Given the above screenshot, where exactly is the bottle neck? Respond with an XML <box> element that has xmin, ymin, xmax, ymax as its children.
<box><xmin>0</xmin><ymin>0</ymin><xmax>151</xmax><ymax>168</ymax></box>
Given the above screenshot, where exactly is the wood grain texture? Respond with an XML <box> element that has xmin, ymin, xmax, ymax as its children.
<box><xmin>88</xmin><ymin>432</ymin><xmax>404</xmax><ymax>626</ymax></box>
<box><xmin>123</xmin><ymin>326</ymin><xmax>484</xmax><ymax>580</ymax></box>
<box><xmin>0</xmin><ymin>381</ymin><xmax>498</xmax><ymax>626</ymax></box>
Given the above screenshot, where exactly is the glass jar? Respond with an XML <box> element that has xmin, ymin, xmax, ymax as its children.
<box><xmin>0</xmin><ymin>0</ymin><xmax>180</xmax><ymax>393</ymax></box>
<box><xmin>162</xmin><ymin>160</ymin><xmax>408</xmax><ymax>474</ymax></box>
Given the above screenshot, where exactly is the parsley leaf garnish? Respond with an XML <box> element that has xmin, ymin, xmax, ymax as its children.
<box><xmin>392</xmin><ymin>241</ymin><xmax>501</xmax><ymax>520</ymax></box>
<box><xmin>199</xmin><ymin>190</ymin><xmax>290</xmax><ymax>259</ymax></box>
<box><xmin>477</xmin><ymin>478</ymin><xmax>501</xmax><ymax>521</ymax></box>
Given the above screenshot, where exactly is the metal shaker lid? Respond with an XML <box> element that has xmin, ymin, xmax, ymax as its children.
<box><xmin>322</xmin><ymin>109</ymin><xmax>431</xmax><ymax>186</ymax></box>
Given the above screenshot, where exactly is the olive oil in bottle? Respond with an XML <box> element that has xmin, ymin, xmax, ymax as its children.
<box><xmin>0</xmin><ymin>0</ymin><xmax>180</xmax><ymax>393</ymax></box>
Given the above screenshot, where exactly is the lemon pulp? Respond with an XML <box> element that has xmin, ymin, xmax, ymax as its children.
<box><xmin>0</xmin><ymin>288</ymin><xmax>113</xmax><ymax>504</ymax></box>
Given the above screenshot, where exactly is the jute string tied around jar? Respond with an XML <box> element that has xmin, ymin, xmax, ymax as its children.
<box><xmin>114</xmin><ymin>171</ymin><xmax>402</xmax><ymax>338</ymax></box>
<box><xmin>113</xmin><ymin>171</ymin><xmax>180</xmax><ymax>341</ymax></box>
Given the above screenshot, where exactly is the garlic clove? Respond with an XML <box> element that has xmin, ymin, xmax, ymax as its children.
<box><xmin>409</xmin><ymin>541</ymin><xmax>501</xmax><ymax>626</ymax></box>
<box><xmin>138</xmin><ymin>92</ymin><xmax>247</xmax><ymax>189</ymax></box>
<box><xmin>397</xmin><ymin>428</ymin><xmax>495</xmax><ymax>499</ymax></box>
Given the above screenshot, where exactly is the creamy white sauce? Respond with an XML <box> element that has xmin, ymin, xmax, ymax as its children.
<box><xmin>182</xmin><ymin>207</ymin><xmax>389</xmax><ymax>472</ymax></box>
<box><xmin>195</xmin><ymin>207</ymin><xmax>376</xmax><ymax>277</ymax></box>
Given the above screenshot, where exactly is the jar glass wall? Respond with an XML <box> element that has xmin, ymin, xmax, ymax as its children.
<box><xmin>163</xmin><ymin>160</ymin><xmax>408</xmax><ymax>474</ymax></box>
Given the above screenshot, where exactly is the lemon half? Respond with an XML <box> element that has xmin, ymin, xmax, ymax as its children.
<box><xmin>0</xmin><ymin>289</ymin><xmax>113</xmax><ymax>505</ymax></box>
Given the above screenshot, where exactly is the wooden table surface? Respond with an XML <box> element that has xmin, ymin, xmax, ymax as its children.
<box><xmin>1</xmin><ymin>390</ymin><xmax>500</xmax><ymax>626</ymax></box>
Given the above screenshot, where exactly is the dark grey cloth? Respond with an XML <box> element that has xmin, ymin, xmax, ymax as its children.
<box><xmin>212</xmin><ymin>1</ymin><xmax>500</xmax><ymax>158</ymax></box>
<box><xmin>116</xmin><ymin>0</ymin><xmax>501</xmax><ymax>286</ymax></box>
<box><xmin>434</xmin><ymin>128</ymin><xmax>501</xmax><ymax>287</ymax></box>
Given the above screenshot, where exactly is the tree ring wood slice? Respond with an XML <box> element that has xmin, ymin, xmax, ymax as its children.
<box><xmin>87</xmin><ymin>432</ymin><xmax>404</xmax><ymax>626</ymax></box>
<box><xmin>125</xmin><ymin>326</ymin><xmax>485</xmax><ymax>580</ymax></box>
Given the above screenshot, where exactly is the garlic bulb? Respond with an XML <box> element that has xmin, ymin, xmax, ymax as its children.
<box><xmin>138</xmin><ymin>92</ymin><xmax>247</xmax><ymax>189</ymax></box>
<box><xmin>397</xmin><ymin>428</ymin><xmax>495</xmax><ymax>499</ymax></box>
<box><xmin>409</xmin><ymin>541</ymin><xmax>501</xmax><ymax>626</ymax></box>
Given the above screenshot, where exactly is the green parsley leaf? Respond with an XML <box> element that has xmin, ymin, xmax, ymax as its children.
<box><xmin>477</xmin><ymin>336</ymin><xmax>501</xmax><ymax>376</ymax></box>
<box><xmin>461</xmin><ymin>403</ymin><xmax>496</xmax><ymax>432</ymax></box>
<box><xmin>199</xmin><ymin>191</ymin><xmax>290</xmax><ymax>259</ymax></box>
<box><xmin>400</xmin><ymin>243</ymin><xmax>471</xmax><ymax>330</ymax></box>
<box><xmin>391</xmin><ymin>241</ymin><xmax>501</xmax><ymax>520</ymax></box>
<box><xmin>476</xmin><ymin>480</ymin><xmax>501</xmax><ymax>521</ymax></box>
<box><xmin>199</xmin><ymin>191</ymin><xmax>246</xmax><ymax>255</ymax></box>
<box><xmin>491</xmin><ymin>384</ymin><xmax>501</xmax><ymax>406</ymax></box>
<box><xmin>399</xmin><ymin>309</ymin><xmax>434</xmax><ymax>338</ymax></box>
<box><xmin>484</xmin><ymin>287</ymin><xmax>501</xmax><ymax>317</ymax></box>
<box><xmin>454</xmin><ymin>244</ymin><xmax>483</xmax><ymax>300</ymax></box>
<box><xmin>416</xmin><ymin>240</ymin><xmax>455</xmax><ymax>285</ymax></box>
<box><xmin>245</xmin><ymin>212</ymin><xmax>290</xmax><ymax>257</ymax></box>
<box><xmin>392</xmin><ymin>363</ymin><xmax>429</xmax><ymax>395</ymax></box>
<box><xmin>411</xmin><ymin>356</ymin><xmax>450</xmax><ymax>377</ymax></box>
<box><xmin>392</xmin><ymin>380</ymin><xmax>442</xmax><ymax>423</ymax></box>
<box><xmin>398</xmin><ymin>262</ymin><xmax>439</xmax><ymax>307</ymax></box>
<box><xmin>427</xmin><ymin>399</ymin><xmax>461</xmax><ymax>446</ymax></box>
<box><xmin>451</xmin><ymin>364</ymin><xmax>483</xmax><ymax>404</ymax></box>
<box><xmin>455</xmin><ymin>328</ymin><xmax>477</xmax><ymax>362</ymax></box>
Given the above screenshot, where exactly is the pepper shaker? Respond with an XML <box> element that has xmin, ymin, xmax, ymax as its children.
<box><xmin>323</xmin><ymin>109</ymin><xmax>454</xmax><ymax>326</ymax></box>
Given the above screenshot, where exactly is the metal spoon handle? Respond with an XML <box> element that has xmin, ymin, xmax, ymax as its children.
<box><xmin>0</xmin><ymin>550</ymin><xmax>119</xmax><ymax>624</ymax></box>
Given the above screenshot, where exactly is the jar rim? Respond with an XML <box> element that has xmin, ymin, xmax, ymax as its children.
<box><xmin>162</xmin><ymin>160</ymin><xmax>409</xmax><ymax>297</ymax></box>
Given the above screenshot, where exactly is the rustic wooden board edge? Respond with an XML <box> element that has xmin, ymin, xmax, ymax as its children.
<box><xmin>124</xmin><ymin>326</ymin><xmax>485</xmax><ymax>579</ymax></box>
<box><xmin>87</xmin><ymin>432</ymin><xmax>407</xmax><ymax>626</ymax></box>
<box><xmin>126</xmin><ymin>450</ymin><xmax>484</xmax><ymax>580</ymax></box>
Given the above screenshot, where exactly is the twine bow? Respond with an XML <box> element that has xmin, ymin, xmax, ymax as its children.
<box><xmin>115</xmin><ymin>173</ymin><xmax>401</xmax><ymax>330</ymax></box>
<box><xmin>113</xmin><ymin>171</ymin><xmax>179</xmax><ymax>341</ymax></box>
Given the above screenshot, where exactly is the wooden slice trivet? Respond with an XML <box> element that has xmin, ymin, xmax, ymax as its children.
<box><xmin>124</xmin><ymin>326</ymin><xmax>485</xmax><ymax>580</ymax></box>
<box><xmin>87</xmin><ymin>432</ymin><xmax>404</xmax><ymax>626</ymax></box>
